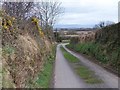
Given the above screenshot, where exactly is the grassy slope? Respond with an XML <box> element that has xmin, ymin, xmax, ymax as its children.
<box><xmin>36</xmin><ymin>54</ymin><xmax>54</xmax><ymax>88</ymax></box>
<box><xmin>27</xmin><ymin>45</ymin><xmax>56</xmax><ymax>88</ymax></box>
<box><xmin>67</xmin><ymin>22</ymin><xmax>120</xmax><ymax>72</ymax></box>
<box><xmin>35</xmin><ymin>45</ymin><xmax>56</xmax><ymax>88</ymax></box>
<box><xmin>67</xmin><ymin>42</ymin><xmax>119</xmax><ymax>72</ymax></box>
<box><xmin>76</xmin><ymin>23</ymin><xmax>119</xmax><ymax>73</ymax></box>
<box><xmin>67</xmin><ymin>42</ymin><xmax>109</xmax><ymax>63</ymax></box>
<box><xmin>60</xmin><ymin>46</ymin><xmax>102</xmax><ymax>84</ymax></box>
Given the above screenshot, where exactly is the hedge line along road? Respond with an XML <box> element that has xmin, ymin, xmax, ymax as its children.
<box><xmin>54</xmin><ymin>43</ymin><xmax>118</xmax><ymax>88</ymax></box>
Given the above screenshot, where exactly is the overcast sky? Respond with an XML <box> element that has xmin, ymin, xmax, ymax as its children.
<box><xmin>55</xmin><ymin>0</ymin><xmax>119</xmax><ymax>28</ymax></box>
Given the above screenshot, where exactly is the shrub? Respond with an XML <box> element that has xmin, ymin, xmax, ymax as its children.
<box><xmin>67</xmin><ymin>42</ymin><xmax>116</xmax><ymax>64</ymax></box>
<box><xmin>31</xmin><ymin>17</ymin><xmax>39</xmax><ymax>25</ymax></box>
<box><xmin>70</xmin><ymin>37</ymin><xmax>79</xmax><ymax>44</ymax></box>
<box><xmin>31</xmin><ymin>17</ymin><xmax>44</xmax><ymax>38</ymax></box>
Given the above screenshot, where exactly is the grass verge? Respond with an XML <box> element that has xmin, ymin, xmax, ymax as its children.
<box><xmin>36</xmin><ymin>55</ymin><xmax>54</xmax><ymax>88</ymax></box>
<box><xmin>35</xmin><ymin>46</ymin><xmax>56</xmax><ymax>88</ymax></box>
<box><xmin>62</xmin><ymin>40</ymin><xmax>70</xmax><ymax>43</ymax></box>
<box><xmin>60</xmin><ymin>46</ymin><xmax>79</xmax><ymax>63</ymax></box>
<box><xmin>75</xmin><ymin>66</ymin><xmax>102</xmax><ymax>84</ymax></box>
<box><xmin>60</xmin><ymin>45</ymin><xmax>102</xmax><ymax>84</ymax></box>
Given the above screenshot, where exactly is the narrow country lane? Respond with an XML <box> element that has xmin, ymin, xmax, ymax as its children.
<box><xmin>54</xmin><ymin>44</ymin><xmax>87</xmax><ymax>88</ymax></box>
<box><xmin>54</xmin><ymin>43</ymin><xmax>119</xmax><ymax>88</ymax></box>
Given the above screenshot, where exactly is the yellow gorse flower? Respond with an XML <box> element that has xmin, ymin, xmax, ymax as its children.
<box><xmin>39</xmin><ymin>30</ymin><xmax>44</xmax><ymax>37</ymax></box>
<box><xmin>32</xmin><ymin>17</ymin><xmax>39</xmax><ymax>25</ymax></box>
<box><xmin>7</xmin><ymin>20</ymin><xmax>12</xmax><ymax>26</ymax></box>
<box><xmin>3</xmin><ymin>25</ymin><xmax>8</xmax><ymax>30</ymax></box>
<box><xmin>12</xmin><ymin>17</ymin><xmax>15</xmax><ymax>20</ymax></box>
<box><xmin>31</xmin><ymin>17</ymin><xmax>44</xmax><ymax>38</ymax></box>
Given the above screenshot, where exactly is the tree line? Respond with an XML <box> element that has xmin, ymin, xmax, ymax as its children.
<box><xmin>2</xmin><ymin>1</ymin><xmax>63</xmax><ymax>41</ymax></box>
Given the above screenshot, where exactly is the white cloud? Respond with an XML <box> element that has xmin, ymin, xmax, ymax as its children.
<box><xmin>55</xmin><ymin>0</ymin><xmax>119</xmax><ymax>27</ymax></box>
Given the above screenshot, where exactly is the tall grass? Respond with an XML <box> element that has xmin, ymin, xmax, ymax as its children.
<box><xmin>67</xmin><ymin>42</ymin><xmax>119</xmax><ymax>70</ymax></box>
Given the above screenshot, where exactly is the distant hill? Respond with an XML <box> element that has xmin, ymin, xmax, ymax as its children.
<box><xmin>54</xmin><ymin>24</ymin><xmax>94</xmax><ymax>29</ymax></box>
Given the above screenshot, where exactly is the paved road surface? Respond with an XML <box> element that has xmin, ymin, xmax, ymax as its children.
<box><xmin>54</xmin><ymin>44</ymin><xmax>86</xmax><ymax>88</ymax></box>
<box><xmin>54</xmin><ymin>43</ymin><xmax>118</xmax><ymax>88</ymax></box>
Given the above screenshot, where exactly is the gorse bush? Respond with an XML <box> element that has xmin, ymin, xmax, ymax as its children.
<box><xmin>2</xmin><ymin>19</ymin><xmax>12</xmax><ymax>30</ymax></box>
<box><xmin>31</xmin><ymin>17</ymin><xmax>39</xmax><ymax>25</ymax></box>
<box><xmin>31</xmin><ymin>17</ymin><xmax>44</xmax><ymax>38</ymax></box>
<box><xmin>2</xmin><ymin>12</ymin><xmax>16</xmax><ymax>31</ymax></box>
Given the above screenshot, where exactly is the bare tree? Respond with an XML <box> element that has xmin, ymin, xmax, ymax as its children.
<box><xmin>95</xmin><ymin>21</ymin><xmax>105</xmax><ymax>29</ymax></box>
<box><xmin>2</xmin><ymin>2</ymin><xmax>33</xmax><ymax>20</ymax></box>
<box><xmin>33</xmin><ymin>0</ymin><xmax>63</xmax><ymax>41</ymax></box>
<box><xmin>34</xmin><ymin>1</ymin><xmax>63</xmax><ymax>28</ymax></box>
<box><xmin>2</xmin><ymin>1</ymin><xmax>63</xmax><ymax>41</ymax></box>
<box><xmin>94</xmin><ymin>21</ymin><xmax>115</xmax><ymax>29</ymax></box>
